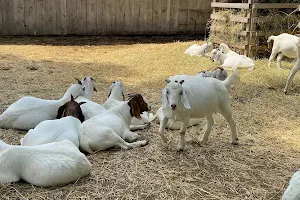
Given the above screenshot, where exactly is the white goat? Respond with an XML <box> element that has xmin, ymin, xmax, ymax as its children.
<box><xmin>268</xmin><ymin>33</ymin><xmax>299</xmax><ymax>69</ymax></box>
<box><xmin>0</xmin><ymin>80</ymin><xmax>85</xmax><ymax>130</ymax></box>
<box><xmin>21</xmin><ymin>116</ymin><xmax>82</xmax><ymax>147</ymax></box>
<box><xmin>283</xmin><ymin>38</ymin><xmax>300</xmax><ymax>94</ymax></box>
<box><xmin>0</xmin><ymin>139</ymin><xmax>91</xmax><ymax>187</ymax></box>
<box><xmin>75</xmin><ymin>77</ymin><xmax>107</xmax><ymax>120</ymax></box>
<box><xmin>79</xmin><ymin>94</ymin><xmax>150</xmax><ymax>153</ymax></box>
<box><xmin>159</xmin><ymin>70</ymin><xmax>239</xmax><ymax>151</ymax></box>
<box><xmin>184</xmin><ymin>42</ymin><xmax>213</xmax><ymax>57</ymax></box>
<box><xmin>210</xmin><ymin>49</ymin><xmax>255</xmax><ymax>70</ymax></box>
<box><xmin>282</xmin><ymin>170</ymin><xmax>300</xmax><ymax>200</ymax></box>
<box><xmin>103</xmin><ymin>81</ymin><xmax>155</xmax><ymax>131</ymax></box>
<box><xmin>219</xmin><ymin>43</ymin><xmax>239</xmax><ymax>56</ymax></box>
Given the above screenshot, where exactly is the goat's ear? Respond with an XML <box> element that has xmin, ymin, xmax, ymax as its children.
<box><xmin>71</xmin><ymin>95</ymin><xmax>74</xmax><ymax>101</ymax></box>
<box><xmin>79</xmin><ymin>102</ymin><xmax>87</xmax><ymax>106</ymax></box>
<box><xmin>162</xmin><ymin>88</ymin><xmax>168</xmax><ymax>109</ymax></box>
<box><xmin>56</xmin><ymin>103</ymin><xmax>67</xmax><ymax>119</ymax></box>
<box><xmin>75</xmin><ymin>78</ymin><xmax>82</xmax><ymax>85</ymax></box>
<box><xmin>90</xmin><ymin>77</ymin><xmax>96</xmax><ymax>82</ymax></box>
<box><xmin>165</xmin><ymin>79</ymin><xmax>170</xmax><ymax>83</ymax></box>
<box><xmin>181</xmin><ymin>88</ymin><xmax>191</xmax><ymax>109</ymax></box>
<box><xmin>130</xmin><ymin>99</ymin><xmax>141</xmax><ymax>120</ymax></box>
<box><xmin>179</xmin><ymin>80</ymin><xmax>184</xmax><ymax>84</ymax></box>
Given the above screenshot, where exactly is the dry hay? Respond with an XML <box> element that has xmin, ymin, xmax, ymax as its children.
<box><xmin>0</xmin><ymin>36</ymin><xmax>300</xmax><ymax>199</ymax></box>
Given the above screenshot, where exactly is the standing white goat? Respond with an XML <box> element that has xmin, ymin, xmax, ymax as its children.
<box><xmin>210</xmin><ymin>49</ymin><xmax>255</xmax><ymax>70</ymax></box>
<box><xmin>268</xmin><ymin>33</ymin><xmax>299</xmax><ymax>69</ymax></box>
<box><xmin>219</xmin><ymin>43</ymin><xmax>239</xmax><ymax>56</ymax></box>
<box><xmin>282</xmin><ymin>170</ymin><xmax>300</xmax><ymax>200</ymax></box>
<box><xmin>0</xmin><ymin>139</ymin><xmax>91</xmax><ymax>187</ymax></box>
<box><xmin>75</xmin><ymin>77</ymin><xmax>107</xmax><ymax>120</ymax></box>
<box><xmin>159</xmin><ymin>70</ymin><xmax>239</xmax><ymax>151</ymax></box>
<box><xmin>103</xmin><ymin>81</ymin><xmax>155</xmax><ymax>131</ymax></box>
<box><xmin>79</xmin><ymin>94</ymin><xmax>150</xmax><ymax>153</ymax></box>
<box><xmin>0</xmin><ymin>80</ymin><xmax>85</xmax><ymax>130</ymax></box>
<box><xmin>184</xmin><ymin>42</ymin><xmax>213</xmax><ymax>57</ymax></box>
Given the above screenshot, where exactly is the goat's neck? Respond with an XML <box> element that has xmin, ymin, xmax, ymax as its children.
<box><xmin>59</xmin><ymin>91</ymin><xmax>72</xmax><ymax>105</ymax></box>
<box><xmin>82</xmin><ymin>84</ymin><xmax>93</xmax><ymax>100</ymax></box>
<box><xmin>110</xmin><ymin>102</ymin><xmax>133</xmax><ymax>124</ymax></box>
<box><xmin>219</xmin><ymin>53</ymin><xmax>227</xmax><ymax>65</ymax></box>
<box><xmin>109</xmin><ymin>88</ymin><xmax>123</xmax><ymax>101</ymax></box>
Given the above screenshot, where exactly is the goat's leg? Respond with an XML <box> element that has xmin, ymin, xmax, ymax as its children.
<box><xmin>220</xmin><ymin>104</ymin><xmax>238</xmax><ymax>144</ymax></box>
<box><xmin>177</xmin><ymin>119</ymin><xmax>189</xmax><ymax>151</ymax></box>
<box><xmin>200</xmin><ymin>114</ymin><xmax>214</xmax><ymax>142</ymax></box>
<box><xmin>276</xmin><ymin>53</ymin><xmax>284</xmax><ymax>69</ymax></box>
<box><xmin>268</xmin><ymin>49</ymin><xmax>278</xmax><ymax>67</ymax></box>
<box><xmin>284</xmin><ymin>59</ymin><xmax>300</xmax><ymax>94</ymax></box>
<box><xmin>123</xmin><ymin>130</ymin><xmax>140</xmax><ymax>142</ymax></box>
<box><xmin>158</xmin><ymin>116</ymin><xmax>169</xmax><ymax>143</ymax></box>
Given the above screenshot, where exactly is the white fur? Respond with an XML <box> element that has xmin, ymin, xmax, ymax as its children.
<box><xmin>210</xmin><ymin>49</ymin><xmax>255</xmax><ymax>70</ymax></box>
<box><xmin>159</xmin><ymin>70</ymin><xmax>239</xmax><ymax>151</ymax></box>
<box><xmin>268</xmin><ymin>33</ymin><xmax>299</xmax><ymax>68</ymax></box>
<box><xmin>79</xmin><ymin>101</ymin><xmax>150</xmax><ymax>153</ymax></box>
<box><xmin>21</xmin><ymin>116</ymin><xmax>81</xmax><ymax>147</ymax></box>
<box><xmin>0</xmin><ymin>139</ymin><xmax>91</xmax><ymax>187</ymax></box>
<box><xmin>282</xmin><ymin>170</ymin><xmax>300</xmax><ymax>200</ymax></box>
<box><xmin>0</xmin><ymin>83</ymin><xmax>85</xmax><ymax>130</ymax></box>
<box><xmin>75</xmin><ymin>77</ymin><xmax>106</xmax><ymax>120</ymax></box>
<box><xmin>219</xmin><ymin>43</ymin><xmax>239</xmax><ymax>56</ymax></box>
<box><xmin>103</xmin><ymin>81</ymin><xmax>155</xmax><ymax>131</ymax></box>
<box><xmin>184</xmin><ymin>42</ymin><xmax>213</xmax><ymax>57</ymax></box>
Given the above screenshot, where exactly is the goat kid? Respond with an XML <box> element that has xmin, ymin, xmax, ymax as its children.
<box><xmin>184</xmin><ymin>42</ymin><xmax>213</xmax><ymax>57</ymax></box>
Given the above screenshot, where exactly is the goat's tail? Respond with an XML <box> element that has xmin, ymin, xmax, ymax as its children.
<box><xmin>222</xmin><ymin>61</ymin><xmax>240</xmax><ymax>90</ymax></box>
<box><xmin>267</xmin><ymin>35</ymin><xmax>276</xmax><ymax>43</ymax></box>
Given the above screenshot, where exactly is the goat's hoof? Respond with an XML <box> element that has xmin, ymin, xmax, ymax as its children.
<box><xmin>231</xmin><ymin>141</ymin><xmax>239</xmax><ymax>145</ymax></box>
<box><xmin>141</xmin><ymin>140</ymin><xmax>149</xmax><ymax>147</ymax></box>
<box><xmin>177</xmin><ymin>147</ymin><xmax>184</xmax><ymax>152</ymax></box>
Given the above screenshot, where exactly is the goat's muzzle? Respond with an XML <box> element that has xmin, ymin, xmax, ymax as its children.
<box><xmin>171</xmin><ymin>104</ymin><xmax>177</xmax><ymax>110</ymax></box>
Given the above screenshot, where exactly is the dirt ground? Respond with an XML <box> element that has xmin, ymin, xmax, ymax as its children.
<box><xmin>0</xmin><ymin>36</ymin><xmax>300</xmax><ymax>200</ymax></box>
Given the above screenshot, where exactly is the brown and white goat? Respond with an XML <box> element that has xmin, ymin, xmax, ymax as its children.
<box><xmin>56</xmin><ymin>95</ymin><xmax>86</xmax><ymax>122</ymax></box>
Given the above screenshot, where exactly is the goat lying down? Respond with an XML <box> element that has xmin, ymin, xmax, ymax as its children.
<box><xmin>75</xmin><ymin>77</ymin><xmax>107</xmax><ymax>120</ymax></box>
<box><xmin>184</xmin><ymin>42</ymin><xmax>213</xmax><ymax>57</ymax></box>
<box><xmin>0</xmin><ymin>139</ymin><xmax>91</xmax><ymax>187</ymax></box>
<box><xmin>159</xmin><ymin>69</ymin><xmax>239</xmax><ymax>151</ymax></box>
<box><xmin>0</xmin><ymin>79</ymin><xmax>85</xmax><ymax>130</ymax></box>
<box><xmin>79</xmin><ymin>94</ymin><xmax>150</xmax><ymax>153</ymax></box>
<box><xmin>103</xmin><ymin>81</ymin><xmax>155</xmax><ymax>131</ymax></box>
<box><xmin>21</xmin><ymin>95</ymin><xmax>86</xmax><ymax>147</ymax></box>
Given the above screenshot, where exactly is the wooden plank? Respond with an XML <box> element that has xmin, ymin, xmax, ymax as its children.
<box><xmin>152</xmin><ymin>0</ymin><xmax>161</xmax><ymax>34</ymax></box>
<box><xmin>134</xmin><ymin>0</ymin><xmax>144</xmax><ymax>35</ymax></box>
<box><xmin>0</xmin><ymin>0</ymin><xmax>3</xmax><ymax>35</ymax></box>
<box><xmin>13</xmin><ymin>0</ymin><xmax>25</xmax><ymax>35</ymax></box>
<box><xmin>253</xmin><ymin>3</ymin><xmax>299</xmax><ymax>9</ymax></box>
<box><xmin>124</xmin><ymin>0</ymin><xmax>134</xmax><ymax>34</ymax></box>
<box><xmin>77</xmin><ymin>0</ymin><xmax>87</xmax><ymax>35</ymax></box>
<box><xmin>143</xmin><ymin>0</ymin><xmax>152</xmax><ymax>34</ymax></box>
<box><xmin>210</xmin><ymin>14</ymin><xmax>249</xmax><ymax>23</ymax></box>
<box><xmin>45</xmin><ymin>0</ymin><xmax>57</xmax><ymax>35</ymax></box>
<box><xmin>211</xmin><ymin>2</ymin><xmax>250</xmax><ymax>9</ymax></box>
<box><xmin>66</xmin><ymin>0</ymin><xmax>77</xmax><ymax>34</ymax></box>
<box><xmin>87</xmin><ymin>0</ymin><xmax>96</xmax><ymax>35</ymax></box>
<box><xmin>178</xmin><ymin>0</ymin><xmax>188</xmax><ymax>33</ymax></box>
<box><xmin>56</xmin><ymin>0</ymin><xmax>67</xmax><ymax>35</ymax></box>
<box><xmin>106</xmin><ymin>0</ymin><xmax>116</xmax><ymax>35</ymax></box>
<box><xmin>24</xmin><ymin>0</ymin><xmax>36</xmax><ymax>35</ymax></box>
<box><xmin>96</xmin><ymin>0</ymin><xmax>106</xmax><ymax>35</ymax></box>
<box><xmin>161</xmin><ymin>0</ymin><xmax>170</xmax><ymax>34</ymax></box>
<box><xmin>115</xmin><ymin>0</ymin><xmax>126</xmax><ymax>34</ymax></box>
<box><xmin>35</xmin><ymin>0</ymin><xmax>46</xmax><ymax>35</ymax></box>
<box><xmin>2</xmin><ymin>0</ymin><xmax>15</xmax><ymax>35</ymax></box>
<box><xmin>169</xmin><ymin>0</ymin><xmax>179</xmax><ymax>34</ymax></box>
<box><xmin>187</xmin><ymin>0</ymin><xmax>197</xmax><ymax>33</ymax></box>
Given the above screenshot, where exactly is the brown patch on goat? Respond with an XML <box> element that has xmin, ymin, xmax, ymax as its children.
<box><xmin>127</xmin><ymin>94</ymin><xmax>149</xmax><ymax>120</ymax></box>
<box><xmin>56</xmin><ymin>95</ymin><xmax>86</xmax><ymax>122</ymax></box>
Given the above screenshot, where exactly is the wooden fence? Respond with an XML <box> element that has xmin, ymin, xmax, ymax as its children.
<box><xmin>211</xmin><ymin>0</ymin><xmax>299</xmax><ymax>57</ymax></box>
<box><xmin>0</xmin><ymin>0</ymin><xmax>211</xmax><ymax>36</ymax></box>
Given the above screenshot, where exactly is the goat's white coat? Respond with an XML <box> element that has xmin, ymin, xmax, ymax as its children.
<box><xmin>79</xmin><ymin>101</ymin><xmax>148</xmax><ymax>153</ymax></box>
<box><xmin>0</xmin><ymin>84</ymin><xmax>85</xmax><ymax>130</ymax></box>
<box><xmin>184</xmin><ymin>42</ymin><xmax>213</xmax><ymax>57</ymax></box>
<box><xmin>159</xmin><ymin>71</ymin><xmax>239</xmax><ymax>150</ymax></box>
<box><xmin>219</xmin><ymin>43</ymin><xmax>239</xmax><ymax>56</ymax></box>
<box><xmin>21</xmin><ymin>116</ymin><xmax>81</xmax><ymax>147</ymax></box>
<box><xmin>0</xmin><ymin>139</ymin><xmax>91</xmax><ymax>187</ymax></box>
<box><xmin>268</xmin><ymin>33</ymin><xmax>299</xmax><ymax>68</ymax></box>
<box><xmin>282</xmin><ymin>170</ymin><xmax>300</xmax><ymax>200</ymax></box>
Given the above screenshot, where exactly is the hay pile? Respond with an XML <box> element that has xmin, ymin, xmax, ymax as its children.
<box><xmin>0</xmin><ymin>37</ymin><xmax>300</xmax><ymax>199</ymax></box>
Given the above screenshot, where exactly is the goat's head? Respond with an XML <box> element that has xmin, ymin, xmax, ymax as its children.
<box><xmin>162</xmin><ymin>79</ymin><xmax>190</xmax><ymax>111</ymax></box>
<box><xmin>56</xmin><ymin>95</ymin><xmax>87</xmax><ymax>122</ymax></box>
<box><xmin>209</xmin><ymin>49</ymin><xmax>221</xmax><ymax>62</ymax></box>
<box><xmin>108</xmin><ymin>81</ymin><xmax>125</xmax><ymax>101</ymax></box>
<box><xmin>219</xmin><ymin>43</ymin><xmax>230</xmax><ymax>54</ymax></box>
<box><xmin>127</xmin><ymin>94</ymin><xmax>151</xmax><ymax>119</ymax></box>
<box><xmin>81</xmin><ymin>77</ymin><xmax>97</xmax><ymax>92</ymax></box>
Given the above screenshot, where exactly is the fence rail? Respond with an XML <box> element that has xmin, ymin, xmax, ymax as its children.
<box><xmin>0</xmin><ymin>0</ymin><xmax>211</xmax><ymax>36</ymax></box>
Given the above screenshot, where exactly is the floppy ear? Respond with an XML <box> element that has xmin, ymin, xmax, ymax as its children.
<box><xmin>162</xmin><ymin>88</ymin><xmax>168</xmax><ymax>109</ymax></box>
<box><xmin>79</xmin><ymin>102</ymin><xmax>87</xmax><ymax>106</ymax></box>
<box><xmin>130</xmin><ymin>99</ymin><xmax>141</xmax><ymax>119</ymax></box>
<box><xmin>56</xmin><ymin>103</ymin><xmax>67</xmax><ymax>119</ymax></box>
<box><xmin>181</xmin><ymin>88</ymin><xmax>191</xmax><ymax>109</ymax></box>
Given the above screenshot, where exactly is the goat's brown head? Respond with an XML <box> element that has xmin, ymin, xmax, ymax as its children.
<box><xmin>56</xmin><ymin>95</ymin><xmax>87</xmax><ymax>122</ymax></box>
<box><xmin>127</xmin><ymin>94</ymin><xmax>151</xmax><ymax>120</ymax></box>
